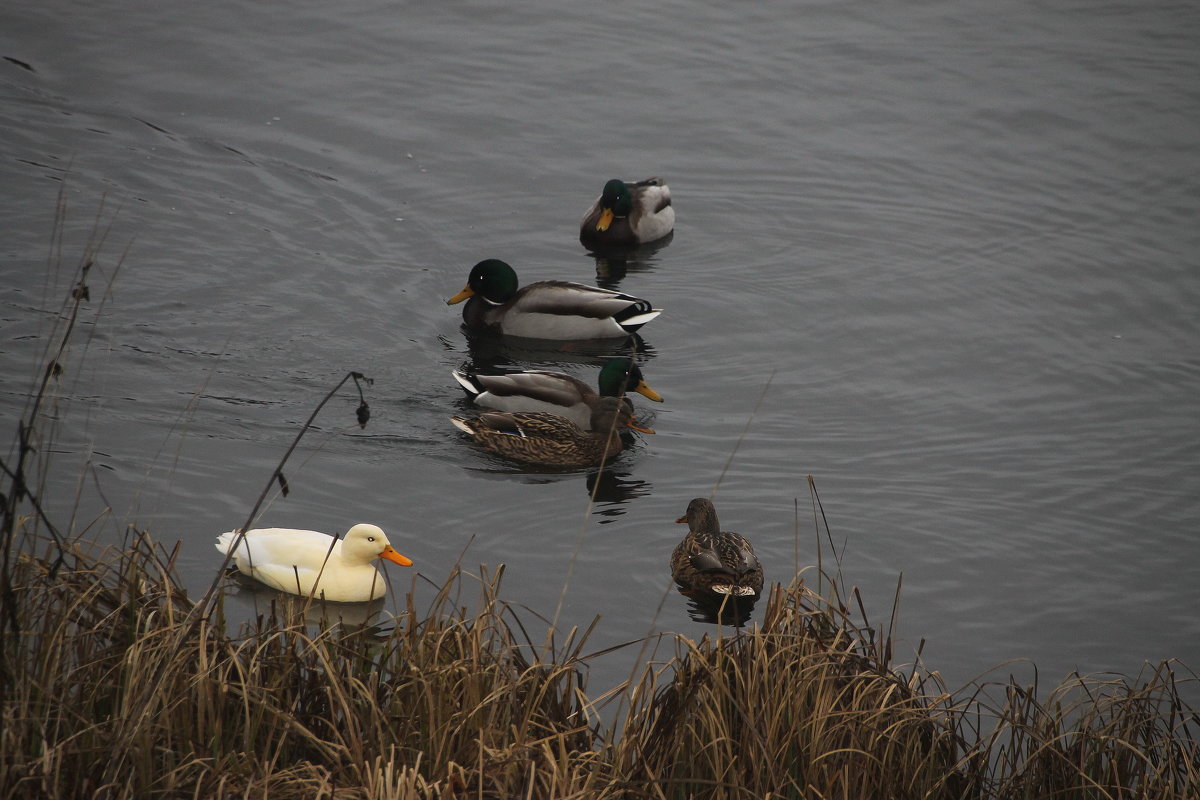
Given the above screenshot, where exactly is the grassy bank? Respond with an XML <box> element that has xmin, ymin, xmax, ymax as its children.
<box><xmin>2</xmin><ymin>522</ymin><xmax>1197</xmax><ymax>798</ymax></box>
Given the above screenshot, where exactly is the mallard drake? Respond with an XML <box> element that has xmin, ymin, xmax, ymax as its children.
<box><xmin>214</xmin><ymin>523</ymin><xmax>413</xmax><ymax>603</ymax></box>
<box><xmin>447</xmin><ymin>259</ymin><xmax>660</xmax><ymax>339</ymax></box>
<box><xmin>451</xmin><ymin>357</ymin><xmax>664</xmax><ymax>430</ymax></box>
<box><xmin>450</xmin><ymin>396</ymin><xmax>654</xmax><ymax>467</ymax></box>
<box><xmin>670</xmin><ymin>498</ymin><xmax>764</xmax><ymax>597</ymax></box>
<box><xmin>580</xmin><ymin>177</ymin><xmax>675</xmax><ymax>251</ymax></box>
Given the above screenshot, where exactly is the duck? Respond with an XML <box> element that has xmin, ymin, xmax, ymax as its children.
<box><xmin>670</xmin><ymin>498</ymin><xmax>764</xmax><ymax>598</ymax></box>
<box><xmin>450</xmin><ymin>396</ymin><xmax>654</xmax><ymax>467</ymax></box>
<box><xmin>447</xmin><ymin>259</ymin><xmax>660</xmax><ymax>339</ymax></box>
<box><xmin>214</xmin><ymin>523</ymin><xmax>413</xmax><ymax>603</ymax></box>
<box><xmin>451</xmin><ymin>357</ymin><xmax>664</xmax><ymax>430</ymax></box>
<box><xmin>579</xmin><ymin>177</ymin><xmax>675</xmax><ymax>251</ymax></box>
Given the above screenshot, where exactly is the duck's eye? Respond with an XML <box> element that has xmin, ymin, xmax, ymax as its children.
<box><xmin>367</xmin><ymin>536</ymin><xmax>376</xmax><ymax>542</ymax></box>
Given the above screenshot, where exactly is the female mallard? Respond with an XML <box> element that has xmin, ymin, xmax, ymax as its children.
<box><xmin>670</xmin><ymin>498</ymin><xmax>764</xmax><ymax>598</ymax></box>
<box><xmin>450</xmin><ymin>396</ymin><xmax>654</xmax><ymax>467</ymax></box>
<box><xmin>214</xmin><ymin>523</ymin><xmax>413</xmax><ymax>603</ymax></box>
<box><xmin>451</xmin><ymin>357</ymin><xmax>664</xmax><ymax>430</ymax></box>
<box><xmin>447</xmin><ymin>259</ymin><xmax>660</xmax><ymax>339</ymax></box>
<box><xmin>580</xmin><ymin>177</ymin><xmax>675</xmax><ymax>251</ymax></box>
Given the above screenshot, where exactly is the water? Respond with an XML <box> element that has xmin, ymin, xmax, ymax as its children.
<box><xmin>2</xmin><ymin>0</ymin><xmax>1198</xmax><ymax>697</ymax></box>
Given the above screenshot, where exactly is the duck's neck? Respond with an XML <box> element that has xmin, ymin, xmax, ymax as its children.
<box><xmin>592</xmin><ymin>428</ymin><xmax>624</xmax><ymax>458</ymax></box>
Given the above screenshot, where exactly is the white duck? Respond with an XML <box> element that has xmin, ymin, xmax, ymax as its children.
<box><xmin>214</xmin><ymin>523</ymin><xmax>413</xmax><ymax>602</ymax></box>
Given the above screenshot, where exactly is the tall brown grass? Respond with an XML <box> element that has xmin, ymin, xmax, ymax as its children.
<box><xmin>3</xmin><ymin>199</ymin><xmax>1197</xmax><ymax>798</ymax></box>
<box><xmin>3</xmin><ymin>525</ymin><xmax>1197</xmax><ymax>798</ymax></box>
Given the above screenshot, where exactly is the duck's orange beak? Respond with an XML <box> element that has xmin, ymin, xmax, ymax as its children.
<box><xmin>447</xmin><ymin>285</ymin><xmax>474</xmax><ymax>305</ymax></box>
<box><xmin>626</xmin><ymin>417</ymin><xmax>655</xmax><ymax>435</ymax></box>
<box><xmin>596</xmin><ymin>207</ymin><xmax>615</xmax><ymax>232</ymax></box>
<box><xmin>379</xmin><ymin>545</ymin><xmax>413</xmax><ymax>566</ymax></box>
<box><xmin>675</xmin><ymin>515</ymin><xmax>687</xmax><ymax>524</ymax></box>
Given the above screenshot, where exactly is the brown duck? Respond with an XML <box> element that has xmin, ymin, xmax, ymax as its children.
<box><xmin>670</xmin><ymin>497</ymin><xmax>764</xmax><ymax>597</ymax></box>
<box><xmin>450</xmin><ymin>396</ymin><xmax>654</xmax><ymax>468</ymax></box>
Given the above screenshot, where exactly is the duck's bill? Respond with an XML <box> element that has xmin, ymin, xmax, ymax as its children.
<box><xmin>596</xmin><ymin>207</ymin><xmax>615</xmax><ymax>232</ymax></box>
<box><xmin>627</xmin><ymin>420</ymin><xmax>655</xmax><ymax>435</ymax></box>
<box><xmin>379</xmin><ymin>545</ymin><xmax>414</xmax><ymax>566</ymax></box>
<box><xmin>634</xmin><ymin>380</ymin><xmax>664</xmax><ymax>403</ymax></box>
<box><xmin>447</xmin><ymin>285</ymin><xmax>474</xmax><ymax>305</ymax></box>
<box><xmin>675</xmin><ymin>515</ymin><xmax>688</xmax><ymax>524</ymax></box>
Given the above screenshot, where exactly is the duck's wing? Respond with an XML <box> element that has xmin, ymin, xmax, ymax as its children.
<box><xmin>455</xmin><ymin>369</ymin><xmax>595</xmax><ymax>427</ymax></box>
<box><xmin>514</xmin><ymin>281</ymin><xmax>661</xmax><ymax>329</ymax></box>
<box><xmin>454</xmin><ymin>369</ymin><xmax>592</xmax><ymax>407</ymax></box>
<box><xmin>628</xmin><ymin>179</ymin><xmax>674</xmax><ymax>240</ymax></box>
<box><xmin>682</xmin><ymin>531</ymin><xmax>760</xmax><ymax>577</ymax></box>
<box><xmin>731</xmin><ymin>535</ymin><xmax>762</xmax><ymax>576</ymax></box>
<box><xmin>218</xmin><ymin>528</ymin><xmax>339</xmax><ymax>565</ymax></box>
<box><xmin>451</xmin><ymin>411</ymin><xmax>524</xmax><ymax>438</ymax></box>
<box><xmin>688</xmin><ymin>547</ymin><xmax>729</xmax><ymax>574</ymax></box>
<box><xmin>630</xmin><ymin>177</ymin><xmax>672</xmax><ymax>213</ymax></box>
<box><xmin>453</xmin><ymin>410</ymin><xmax>578</xmax><ymax>439</ymax></box>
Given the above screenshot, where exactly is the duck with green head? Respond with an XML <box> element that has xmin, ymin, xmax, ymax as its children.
<box><xmin>450</xmin><ymin>396</ymin><xmax>654</xmax><ymax>468</ymax></box>
<box><xmin>670</xmin><ymin>498</ymin><xmax>764</xmax><ymax>598</ymax></box>
<box><xmin>580</xmin><ymin>177</ymin><xmax>674</xmax><ymax>251</ymax></box>
<box><xmin>447</xmin><ymin>259</ymin><xmax>661</xmax><ymax>339</ymax></box>
<box><xmin>451</xmin><ymin>357</ymin><xmax>664</xmax><ymax>430</ymax></box>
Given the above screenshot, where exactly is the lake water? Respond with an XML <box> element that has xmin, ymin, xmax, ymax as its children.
<box><xmin>2</xmin><ymin>0</ymin><xmax>1198</xmax><ymax>698</ymax></box>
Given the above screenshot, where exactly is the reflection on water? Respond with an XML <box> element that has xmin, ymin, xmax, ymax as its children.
<box><xmin>461</xmin><ymin>329</ymin><xmax>657</xmax><ymax>373</ymax></box>
<box><xmin>589</xmin><ymin>232</ymin><xmax>674</xmax><ymax>289</ymax></box>
<box><xmin>453</xmin><ymin>439</ymin><xmax>654</xmax><ymax>506</ymax></box>
<box><xmin>676</xmin><ymin>588</ymin><xmax>759</xmax><ymax>627</ymax></box>
<box><xmin>220</xmin><ymin>575</ymin><xmax>394</xmax><ymax>631</ymax></box>
<box><xmin>586</xmin><ymin>468</ymin><xmax>652</xmax><ymax>515</ymax></box>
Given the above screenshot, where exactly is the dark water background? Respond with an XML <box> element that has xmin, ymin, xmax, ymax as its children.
<box><xmin>3</xmin><ymin>0</ymin><xmax>1198</xmax><ymax>697</ymax></box>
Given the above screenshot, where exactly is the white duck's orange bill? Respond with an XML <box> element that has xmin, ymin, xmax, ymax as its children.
<box><xmin>379</xmin><ymin>545</ymin><xmax>413</xmax><ymax>566</ymax></box>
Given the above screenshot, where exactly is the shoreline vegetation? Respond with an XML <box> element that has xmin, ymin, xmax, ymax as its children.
<box><xmin>3</xmin><ymin>204</ymin><xmax>1198</xmax><ymax>798</ymax></box>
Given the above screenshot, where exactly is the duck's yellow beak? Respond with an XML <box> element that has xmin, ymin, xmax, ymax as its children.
<box><xmin>596</xmin><ymin>207</ymin><xmax>615</xmax><ymax>232</ymax></box>
<box><xmin>447</xmin><ymin>285</ymin><xmax>474</xmax><ymax>305</ymax></box>
<box><xmin>379</xmin><ymin>545</ymin><xmax>413</xmax><ymax>567</ymax></box>
<box><xmin>634</xmin><ymin>380</ymin><xmax>664</xmax><ymax>403</ymax></box>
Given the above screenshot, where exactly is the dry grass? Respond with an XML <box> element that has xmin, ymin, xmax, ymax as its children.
<box><xmin>2</xmin><ymin>527</ymin><xmax>1196</xmax><ymax>798</ymax></box>
<box><xmin>611</xmin><ymin>583</ymin><xmax>966</xmax><ymax>798</ymax></box>
<box><xmin>3</xmin><ymin>198</ymin><xmax>1198</xmax><ymax>798</ymax></box>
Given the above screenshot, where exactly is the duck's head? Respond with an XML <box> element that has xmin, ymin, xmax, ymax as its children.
<box><xmin>676</xmin><ymin>497</ymin><xmax>720</xmax><ymax>534</ymax></box>
<box><xmin>594</xmin><ymin>179</ymin><xmax>634</xmax><ymax>232</ymax></box>
<box><xmin>591</xmin><ymin>396</ymin><xmax>656</xmax><ymax>435</ymax></box>
<box><xmin>343</xmin><ymin>523</ymin><xmax>414</xmax><ymax>567</ymax></box>
<box><xmin>447</xmin><ymin>259</ymin><xmax>519</xmax><ymax>306</ymax></box>
<box><xmin>597</xmin><ymin>358</ymin><xmax>665</xmax><ymax>403</ymax></box>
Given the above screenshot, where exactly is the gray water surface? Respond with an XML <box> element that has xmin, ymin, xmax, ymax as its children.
<box><xmin>2</xmin><ymin>0</ymin><xmax>1198</xmax><ymax>696</ymax></box>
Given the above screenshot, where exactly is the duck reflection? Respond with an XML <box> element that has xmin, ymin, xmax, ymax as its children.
<box><xmin>586</xmin><ymin>467</ymin><xmax>652</xmax><ymax>515</ymax></box>
<box><xmin>589</xmin><ymin>232</ymin><xmax>675</xmax><ymax>290</ymax></box>
<box><xmin>679</xmin><ymin>589</ymin><xmax>759</xmax><ymax>627</ymax></box>
<box><xmin>221</xmin><ymin>577</ymin><xmax>392</xmax><ymax>631</ymax></box>
<box><xmin>462</xmin><ymin>328</ymin><xmax>657</xmax><ymax>373</ymax></box>
<box><xmin>670</xmin><ymin>498</ymin><xmax>764</xmax><ymax>626</ymax></box>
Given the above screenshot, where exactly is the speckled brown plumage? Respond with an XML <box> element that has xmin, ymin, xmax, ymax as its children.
<box><xmin>451</xmin><ymin>396</ymin><xmax>651</xmax><ymax>468</ymax></box>
<box><xmin>670</xmin><ymin>497</ymin><xmax>764</xmax><ymax>597</ymax></box>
